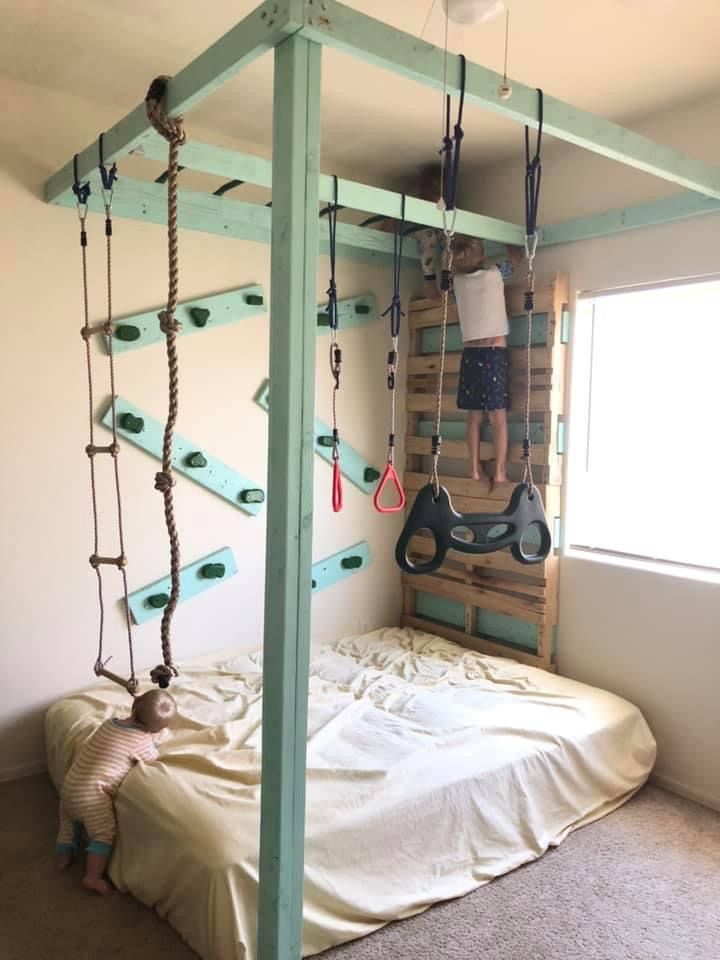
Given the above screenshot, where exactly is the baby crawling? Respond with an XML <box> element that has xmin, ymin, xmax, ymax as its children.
<box><xmin>55</xmin><ymin>689</ymin><xmax>176</xmax><ymax>894</ymax></box>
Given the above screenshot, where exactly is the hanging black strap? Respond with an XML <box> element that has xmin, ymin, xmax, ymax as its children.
<box><xmin>327</xmin><ymin>175</ymin><xmax>339</xmax><ymax>337</ymax></box>
<box><xmin>441</xmin><ymin>54</ymin><xmax>466</xmax><ymax>213</ymax></box>
<box><xmin>524</xmin><ymin>89</ymin><xmax>544</xmax><ymax>238</ymax></box>
<box><xmin>98</xmin><ymin>133</ymin><xmax>118</xmax><ymax>194</ymax></box>
<box><xmin>382</xmin><ymin>193</ymin><xmax>406</xmax><ymax>375</ymax></box>
<box><xmin>72</xmin><ymin>154</ymin><xmax>91</xmax><ymax>207</ymax></box>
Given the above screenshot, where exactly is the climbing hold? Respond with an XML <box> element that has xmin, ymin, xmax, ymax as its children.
<box><xmin>200</xmin><ymin>562</ymin><xmax>225</xmax><ymax>579</ymax></box>
<box><xmin>341</xmin><ymin>555</ymin><xmax>363</xmax><ymax>570</ymax></box>
<box><xmin>311</xmin><ymin>579</ymin><xmax>317</xmax><ymax>589</ymax></box>
<box><xmin>120</xmin><ymin>413</ymin><xmax>144</xmax><ymax>434</ymax></box>
<box><xmin>186</xmin><ymin>451</ymin><xmax>208</xmax><ymax>468</ymax></box>
<box><xmin>244</xmin><ymin>294</ymin><xmax>264</xmax><ymax>306</ymax></box>
<box><xmin>147</xmin><ymin>593</ymin><xmax>169</xmax><ymax>609</ymax></box>
<box><xmin>317</xmin><ymin>312</ymin><xmax>330</xmax><ymax>326</ymax></box>
<box><xmin>239</xmin><ymin>488</ymin><xmax>265</xmax><ymax>504</ymax></box>
<box><xmin>317</xmin><ymin>435</ymin><xmax>334</xmax><ymax>448</ymax></box>
<box><xmin>115</xmin><ymin>324</ymin><xmax>141</xmax><ymax>342</ymax></box>
<box><xmin>189</xmin><ymin>307</ymin><xmax>210</xmax><ymax>328</ymax></box>
<box><xmin>364</xmin><ymin>467</ymin><xmax>381</xmax><ymax>483</ymax></box>
<box><xmin>354</xmin><ymin>303</ymin><xmax>371</xmax><ymax>315</ymax></box>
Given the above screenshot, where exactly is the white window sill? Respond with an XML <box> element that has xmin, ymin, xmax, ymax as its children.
<box><xmin>565</xmin><ymin>544</ymin><xmax>720</xmax><ymax>585</ymax></box>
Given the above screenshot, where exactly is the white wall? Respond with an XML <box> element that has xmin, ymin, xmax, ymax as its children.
<box><xmin>471</xmin><ymin>95</ymin><xmax>720</xmax><ymax>809</ymax></box>
<box><xmin>0</xmin><ymin>76</ymin><xmax>408</xmax><ymax>779</ymax></box>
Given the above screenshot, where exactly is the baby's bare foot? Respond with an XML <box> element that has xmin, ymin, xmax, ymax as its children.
<box><xmin>83</xmin><ymin>876</ymin><xmax>113</xmax><ymax>896</ymax></box>
<box><xmin>55</xmin><ymin>851</ymin><xmax>73</xmax><ymax>872</ymax></box>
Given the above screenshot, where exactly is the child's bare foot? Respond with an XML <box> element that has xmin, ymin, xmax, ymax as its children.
<box><xmin>55</xmin><ymin>850</ymin><xmax>74</xmax><ymax>871</ymax></box>
<box><xmin>83</xmin><ymin>875</ymin><xmax>113</xmax><ymax>896</ymax></box>
<box><xmin>489</xmin><ymin>472</ymin><xmax>508</xmax><ymax>493</ymax></box>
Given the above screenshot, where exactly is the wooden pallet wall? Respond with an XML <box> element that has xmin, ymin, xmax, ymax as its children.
<box><xmin>401</xmin><ymin>274</ymin><xmax>569</xmax><ymax>671</ymax></box>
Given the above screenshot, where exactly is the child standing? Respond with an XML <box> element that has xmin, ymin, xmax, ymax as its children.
<box><xmin>55</xmin><ymin>689</ymin><xmax>176</xmax><ymax>894</ymax></box>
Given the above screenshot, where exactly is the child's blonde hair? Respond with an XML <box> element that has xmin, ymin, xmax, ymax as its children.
<box><xmin>132</xmin><ymin>690</ymin><xmax>177</xmax><ymax>733</ymax></box>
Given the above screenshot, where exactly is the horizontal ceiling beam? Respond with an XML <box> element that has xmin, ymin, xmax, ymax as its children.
<box><xmin>300</xmin><ymin>0</ymin><xmax>720</xmax><ymax>200</ymax></box>
<box><xmin>44</xmin><ymin>0</ymin><xmax>302</xmax><ymax>204</ymax></box>
<box><xmin>540</xmin><ymin>191</ymin><xmax>720</xmax><ymax>246</ymax></box>
<box><xmin>136</xmin><ymin>138</ymin><xmax>526</xmax><ymax>245</ymax></box>
<box><xmin>50</xmin><ymin>175</ymin><xmax>412</xmax><ymax>266</ymax></box>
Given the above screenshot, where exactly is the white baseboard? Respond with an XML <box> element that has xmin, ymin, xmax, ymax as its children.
<box><xmin>651</xmin><ymin>772</ymin><xmax>720</xmax><ymax>813</ymax></box>
<box><xmin>0</xmin><ymin>758</ymin><xmax>47</xmax><ymax>784</ymax></box>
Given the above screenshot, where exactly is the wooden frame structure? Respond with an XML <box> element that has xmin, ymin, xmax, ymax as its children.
<box><xmin>44</xmin><ymin>3</ymin><xmax>720</xmax><ymax>957</ymax></box>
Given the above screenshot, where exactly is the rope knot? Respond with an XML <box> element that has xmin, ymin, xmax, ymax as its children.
<box><xmin>154</xmin><ymin>471</ymin><xmax>175</xmax><ymax>493</ymax></box>
<box><xmin>145</xmin><ymin>76</ymin><xmax>187</xmax><ymax>146</ymax></box>
<box><xmin>158</xmin><ymin>310</ymin><xmax>181</xmax><ymax>335</ymax></box>
<box><xmin>150</xmin><ymin>663</ymin><xmax>177</xmax><ymax>689</ymax></box>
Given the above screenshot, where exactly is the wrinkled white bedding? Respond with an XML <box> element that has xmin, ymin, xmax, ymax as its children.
<box><xmin>46</xmin><ymin>627</ymin><xmax>656</xmax><ymax>960</ymax></box>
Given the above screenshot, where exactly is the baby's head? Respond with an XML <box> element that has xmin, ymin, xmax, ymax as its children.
<box><xmin>131</xmin><ymin>689</ymin><xmax>177</xmax><ymax>733</ymax></box>
<box><xmin>453</xmin><ymin>234</ymin><xmax>485</xmax><ymax>274</ymax></box>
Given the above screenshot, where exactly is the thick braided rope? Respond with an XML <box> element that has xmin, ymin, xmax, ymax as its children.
<box><xmin>146</xmin><ymin>78</ymin><xmax>186</xmax><ymax>686</ymax></box>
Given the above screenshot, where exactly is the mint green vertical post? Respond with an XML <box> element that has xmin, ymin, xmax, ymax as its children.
<box><xmin>257</xmin><ymin>34</ymin><xmax>321</xmax><ymax>960</ymax></box>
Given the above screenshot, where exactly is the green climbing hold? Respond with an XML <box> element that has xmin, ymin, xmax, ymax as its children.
<box><xmin>190</xmin><ymin>307</ymin><xmax>210</xmax><ymax>327</ymax></box>
<box><xmin>120</xmin><ymin>413</ymin><xmax>144</xmax><ymax>434</ymax></box>
<box><xmin>147</xmin><ymin>593</ymin><xmax>169</xmax><ymax>609</ymax></box>
<box><xmin>354</xmin><ymin>303</ymin><xmax>371</xmax><ymax>315</ymax></box>
<box><xmin>311</xmin><ymin>579</ymin><xmax>317</xmax><ymax>589</ymax></box>
<box><xmin>200</xmin><ymin>562</ymin><xmax>225</xmax><ymax>579</ymax></box>
<box><xmin>245</xmin><ymin>294</ymin><xmax>264</xmax><ymax>306</ymax></box>
<box><xmin>341</xmin><ymin>555</ymin><xmax>363</xmax><ymax>570</ymax></box>
<box><xmin>316</xmin><ymin>312</ymin><xmax>330</xmax><ymax>326</ymax></box>
<box><xmin>363</xmin><ymin>467</ymin><xmax>381</xmax><ymax>483</ymax></box>
<box><xmin>115</xmin><ymin>324</ymin><xmax>141</xmax><ymax>342</ymax></box>
<box><xmin>239</xmin><ymin>488</ymin><xmax>265</xmax><ymax>504</ymax></box>
<box><xmin>186</xmin><ymin>451</ymin><xmax>208</xmax><ymax>468</ymax></box>
<box><xmin>317</xmin><ymin>435</ymin><xmax>334</xmax><ymax>448</ymax></box>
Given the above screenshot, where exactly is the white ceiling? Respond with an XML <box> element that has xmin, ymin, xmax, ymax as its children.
<box><xmin>2</xmin><ymin>0</ymin><xmax>719</xmax><ymax>184</ymax></box>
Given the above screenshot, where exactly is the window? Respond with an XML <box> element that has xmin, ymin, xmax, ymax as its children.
<box><xmin>567</xmin><ymin>276</ymin><xmax>720</xmax><ymax>576</ymax></box>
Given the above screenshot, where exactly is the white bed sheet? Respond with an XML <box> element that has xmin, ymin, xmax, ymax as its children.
<box><xmin>46</xmin><ymin>627</ymin><xmax>656</xmax><ymax>960</ymax></box>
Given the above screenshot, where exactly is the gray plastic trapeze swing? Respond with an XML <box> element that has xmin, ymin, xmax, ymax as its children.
<box><xmin>395</xmin><ymin>481</ymin><xmax>552</xmax><ymax>574</ymax></box>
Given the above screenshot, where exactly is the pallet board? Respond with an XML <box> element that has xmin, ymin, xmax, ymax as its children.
<box><xmin>402</xmin><ymin>275</ymin><xmax>568</xmax><ymax>670</ymax></box>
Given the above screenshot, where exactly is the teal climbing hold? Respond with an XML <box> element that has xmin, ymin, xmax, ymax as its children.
<box><xmin>190</xmin><ymin>307</ymin><xmax>210</xmax><ymax>327</ymax></box>
<box><xmin>341</xmin><ymin>555</ymin><xmax>363</xmax><ymax>570</ymax></box>
<box><xmin>120</xmin><ymin>413</ymin><xmax>144</xmax><ymax>434</ymax></box>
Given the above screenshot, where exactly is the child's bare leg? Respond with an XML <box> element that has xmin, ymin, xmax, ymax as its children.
<box><xmin>83</xmin><ymin>847</ymin><xmax>113</xmax><ymax>895</ymax></box>
<box><xmin>488</xmin><ymin>408</ymin><xmax>508</xmax><ymax>485</ymax></box>
<box><xmin>466</xmin><ymin>410</ymin><xmax>485</xmax><ymax>482</ymax></box>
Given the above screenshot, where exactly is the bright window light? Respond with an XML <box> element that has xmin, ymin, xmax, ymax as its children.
<box><xmin>567</xmin><ymin>276</ymin><xmax>720</xmax><ymax>575</ymax></box>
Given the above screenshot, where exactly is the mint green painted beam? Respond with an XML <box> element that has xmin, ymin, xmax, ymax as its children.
<box><xmin>255</xmin><ymin>379</ymin><xmax>382</xmax><ymax>495</ymax></box>
<box><xmin>540</xmin><ymin>191</ymin><xmax>720</xmax><ymax>246</ymax></box>
<box><xmin>312</xmin><ymin>541</ymin><xmax>371</xmax><ymax>592</ymax></box>
<box><xmin>300</xmin><ymin>1</ymin><xmax>720</xmax><ymax>199</ymax></box>
<box><xmin>127</xmin><ymin>547</ymin><xmax>238</xmax><ymax>625</ymax></box>
<box><xmin>52</xmin><ymin>175</ymin><xmax>403</xmax><ymax>266</ymax></box>
<box><xmin>258</xmin><ymin>35</ymin><xmax>320</xmax><ymax>960</ymax></box>
<box><xmin>138</xmin><ymin>138</ymin><xmax>525</xmax><ymax>245</ymax></box>
<box><xmin>44</xmin><ymin>0</ymin><xmax>302</xmax><ymax>204</ymax></box>
<box><xmin>101</xmin><ymin>397</ymin><xmax>265</xmax><ymax>515</ymax></box>
<box><xmin>106</xmin><ymin>285</ymin><xmax>266</xmax><ymax>354</ymax></box>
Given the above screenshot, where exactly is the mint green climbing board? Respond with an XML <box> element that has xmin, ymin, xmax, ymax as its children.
<box><xmin>101</xmin><ymin>397</ymin><xmax>265</xmax><ymax>515</ymax></box>
<box><xmin>105</xmin><ymin>285</ymin><xmax>266</xmax><ymax>354</ymax></box>
<box><xmin>312</xmin><ymin>541</ymin><xmax>371</xmax><ymax>592</ymax></box>
<box><xmin>127</xmin><ymin>546</ymin><xmax>238</xmax><ymax>625</ymax></box>
<box><xmin>254</xmin><ymin>379</ymin><xmax>381</xmax><ymax>495</ymax></box>
<box><xmin>105</xmin><ymin>289</ymin><xmax>377</xmax><ymax>354</ymax></box>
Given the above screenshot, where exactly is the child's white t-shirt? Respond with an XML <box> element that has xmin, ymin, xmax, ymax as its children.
<box><xmin>453</xmin><ymin>261</ymin><xmax>513</xmax><ymax>341</ymax></box>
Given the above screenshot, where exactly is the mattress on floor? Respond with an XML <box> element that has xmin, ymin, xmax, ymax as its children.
<box><xmin>46</xmin><ymin>626</ymin><xmax>656</xmax><ymax>960</ymax></box>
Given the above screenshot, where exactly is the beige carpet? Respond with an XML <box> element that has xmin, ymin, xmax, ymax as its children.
<box><xmin>1</xmin><ymin>775</ymin><xmax>718</xmax><ymax>960</ymax></box>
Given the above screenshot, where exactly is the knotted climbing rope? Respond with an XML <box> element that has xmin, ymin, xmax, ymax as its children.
<box><xmin>145</xmin><ymin>76</ymin><xmax>187</xmax><ymax>688</ymax></box>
